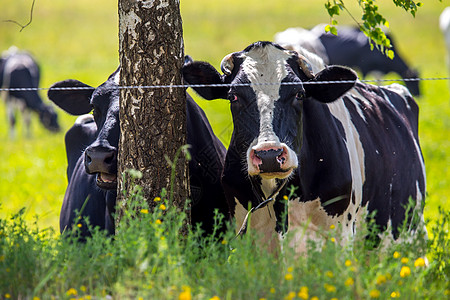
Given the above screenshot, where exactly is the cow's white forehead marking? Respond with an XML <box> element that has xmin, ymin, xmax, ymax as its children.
<box><xmin>240</xmin><ymin>45</ymin><xmax>292</xmax><ymax>143</ymax></box>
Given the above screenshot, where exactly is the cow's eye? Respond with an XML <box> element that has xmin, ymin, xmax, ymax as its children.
<box><xmin>228</xmin><ymin>93</ymin><xmax>238</xmax><ymax>102</ymax></box>
<box><xmin>292</xmin><ymin>94</ymin><xmax>303</xmax><ymax>113</ymax></box>
<box><xmin>296</xmin><ymin>91</ymin><xmax>305</xmax><ymax>100</ymax></box>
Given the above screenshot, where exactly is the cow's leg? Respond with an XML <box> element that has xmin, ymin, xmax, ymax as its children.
<box><xmin>16</xmin><ymin>99</ymin><xmax>31</xmax><ymax>137</ymax></box>
<box><xmin>22</xmin><ymin>108</ymin><xmax>32</xmax><ymax>138</ymax></box>
<box><xmin>6</xmin><ymin>97</ymin><xmax>17</xmax><ymax>138</ymax></box>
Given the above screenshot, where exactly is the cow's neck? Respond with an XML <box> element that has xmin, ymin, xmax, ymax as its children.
<box><xmin>260</xmin><ymin>177</ymin><xmax>281</xmax><ymax>199</ymax></box>
<box><xmin>298</xmin><ymin>98</ymin><xmax>354</xmax><ymax>215</ymax></box>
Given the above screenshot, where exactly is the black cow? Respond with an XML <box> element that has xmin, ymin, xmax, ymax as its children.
<box><xmin>0</xmin><ymin>47</ymin><xmax>60</xmax><ymax>136</ymax></box>
<box><xmin>48</xmin><ymin>68</ymin><xmax>229</xmax><ymax>237</ymax></box>
<box><xmin>183</xmin><ymin>41</ymin><xmax>426</xmax><ymax>252</ymax></box>
<box><xmin>275</xmin><ymin>26</ymin><xmax>421</xmax><ymax>97</ymax></box>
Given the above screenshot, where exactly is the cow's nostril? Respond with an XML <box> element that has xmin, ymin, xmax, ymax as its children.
<box><xmin>104</xmin><ymin>152</ymin><xmax>114</xmax><ymax>165</ymax></box>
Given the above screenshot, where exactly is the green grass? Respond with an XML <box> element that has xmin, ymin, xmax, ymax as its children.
<box><xmin>0</xmin><ymin>1</ymin><xmax>449</xmax><ymax>297</ymax></box>
<box><xmin>0</xmin><ymin>189</ymin><xmax>448</xmax><ymax>299</ymax></box>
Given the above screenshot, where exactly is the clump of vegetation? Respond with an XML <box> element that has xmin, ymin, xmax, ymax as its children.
<box><xmin>0</xmin><ymin>187</ymin><xmax>448</xmax><ymax>299</ymax></box>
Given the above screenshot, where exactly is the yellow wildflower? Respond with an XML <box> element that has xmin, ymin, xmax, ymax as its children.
<box><xmin>345</xmin><ymin>259</ymin><xmax>352</xmax><ymax>267</ymax></box>
<box><xmin>298</xmin><ymin>286</ymin><xmax>309</xmax><ymax>299</ymax></box>
<box><xmin>324</xmin><ymin>283</ymin><xmax>336</xmax><ymax>293</ymax></box>
<box><xmin>285</xmin><ymin>273</ymin><xmax>293</xmax><ymax>281</ymax></box>
<box><xmin>390</xmin><ymin>291</ymin><xmax>400</xmax><ymax>298</ymax></box>
<box><xmin>401</xmin><ymin>257</ymin><xmax>409</xmax><ymax>264</ymax></box>
<box><xmin>77</xmin><ymin>223</ymin><xmax>82</xmax><ymax>228</ymax></box>
<box><xmin>33</xmin><ymin>297</ymin><xmax>40</xmax><ymax>300</ymax></box>
<box><xmin>285</xmin><ymin>291</ymin><xmax>296</xmax><ymax>300</ymax></box>
<box><xmin>376</xmin><ymin>274</ymin><xmax>387</xmax><ymax>285</ymax></box>
<box><xmin>270</xmin><ymin>288</ymin><xmax>276</xmax><ymax>294</ymax></box>
<box><xmin>155</xmin><ymin>219</ymin><xmax>162</xmax><ymax>225</ymax></box>
<box><xmin>259</xmin><ymin>298</ymin><xmax>266</xmax><ymax>300</ymax></box>
<box><xmin>287</xmin><ymin>267</ymin><xmax>294</xmax><ymax>273</ymax></box>
<box><xmin>5</xmin><ymin>294</ymin><xmax>11</xmax><ymax>299</ymax></box>
<box><xmin>80</xmin><ymin>285</ymin><xmax>87</xmax><ymax>292</ymax></box>
<box><xmin>154</xmin><ymin>196</ymin><xmax>161</xmax><ymax>202</ymax></box>
<box><xmin>330</xmin><ymin>237</ymin><xmax>336</xmax><ymax>243</ymax></box>
<box><xmin>210</xmin><ymin>296</ymin><xmax>220</xmax><ymax>300</ymax></box>
<box><xmin>179</xmin><ymin>285</ymin><xmax>192</xmax><ymax>300</ymax></box>
<box><xmin>283</xmin><ymin>195</ymin><xmax>289</xmax><ymax>200</ymax></box>
<box><xmin>159</xmin><ymin>204</ymin><xmax>167</xmax><ymax>210</ymax></box>
<box><xmin>393</xmin><ymin>251</ymin><xmax>400</xmax><ymax>259</ymax></box>
<box><xmin>311</xmin><ymin>297</ymin><xmax>319</xmax><ymax>300</ymax></box>
<box><xmin>400</xmin><ymin>266</ymin><xmax>411</xmax><ymax>278</ymax></box>
<box><xmin>414</xmin><ymin>257</ymin><xmax>426</xmax><ymax>268</ymax></box>
<box><xmin>330</xmin><ymin>224</ymin><xmax>335</xmax><ymax>229</ymax></box>
<box><xmin>369</xmin><ymin>289</ymin><xmax>380</xmax><ymax>298</ymax></box>
<box><xmin>140</xmin><ymin>209</ymin><xmax>149</xmax><ymax>214</ymax></box>
<box><xmin>325</xmin><ymin>270</ymin><xmax>334</xmax><ymax>278</ymax></box>
<box><xmin>66</xmin><ymin>288</ymin><xmax>77</xmax><ymax>296</ymax></box>
<box><xmin>344</xmin><ymin>277</ymin><xmax>354</xmax><ymax>286</ymax></box>
<box><xmin>221</xmin><ymin>239</ymin><xmax>227</xmax><ymax>245</ymax></box>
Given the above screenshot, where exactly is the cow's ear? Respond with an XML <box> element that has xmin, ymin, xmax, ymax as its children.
<box><xmin>182</xmin><ymin>61</ymin><xmax>228</xmax><ymax>100</ymax></box>
<box><xmin>48</xmin><ymin>79</ymin><xmax>94</xmax><ymax>115</ymax></box>
<box><xmin>304</xmin><ymin>66</ymin><xmax>357</xmax><ymax>103</ymax></box>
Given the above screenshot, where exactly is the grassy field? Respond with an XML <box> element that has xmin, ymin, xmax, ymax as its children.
<box><xmin>1</xmin><ymin>0</ymin><xmax>448</xmax><ymax>232</ymax></box>
<box><xmin>0</xmin><ymin>1</ymin><xmax>449</xmax><ymax>298</ymax></box>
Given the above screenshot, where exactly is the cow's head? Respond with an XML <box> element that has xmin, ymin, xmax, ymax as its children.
<box><xmin>48</xmin><ymin>69</ymin><xmax>120</xmax><ymax>190</ymax></box>
<box><xmin>183</xmin><ymin>42</ymin><xmax>356</xmax><ymax>184</ymax></box>
<box><xmin>39</xmin><ymin>104</ymin><xmax>60</xmax><ymax>132</ymax></box>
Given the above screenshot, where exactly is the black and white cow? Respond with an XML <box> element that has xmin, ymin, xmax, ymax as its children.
<box><xmin>0</xmin><ymin>47</ymin><xmax>60</xmax><ymax>136</ymax></box>
<box><xmin>183</xmin><ymin>41</ymin><xmax>426</xmax><ymax>252</ymax></box>
<box><xmin>275</xmin><ymin>25</ymin><xmax>421</xmax><ymax>97</ymax></box>
<box><xmin>48</xmin><ymin>68</ymin><xmax>229</xmax><ymax>237</ymax></box>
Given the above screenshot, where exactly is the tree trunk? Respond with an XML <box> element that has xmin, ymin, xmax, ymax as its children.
<box><xmin>117</xmin><ymin>0</ymin><xmax>188</xmax><ymax>224</ymax></box>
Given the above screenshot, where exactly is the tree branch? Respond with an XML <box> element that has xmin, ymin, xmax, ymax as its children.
<box><xmin>2</xmin><ymin>0</ymin><xmax>36</xmax><ymax>32</ymax></box>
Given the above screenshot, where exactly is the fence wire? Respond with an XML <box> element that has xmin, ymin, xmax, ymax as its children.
<box><xmin>0</xmin><ymin>77</ymin><xmax>449</xmax><ymax>92</ymax></box>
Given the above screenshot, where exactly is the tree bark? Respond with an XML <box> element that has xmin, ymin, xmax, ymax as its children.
<box><xmin>117</xmin><ymin>0</ymin><xmax>188</xmax><ymax>224</ymax></box>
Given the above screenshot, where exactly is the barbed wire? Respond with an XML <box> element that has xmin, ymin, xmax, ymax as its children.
<box><xmin>0</xmin><ymin>77</ymin><xmax>449</xmax><ymax>92</ymax></box>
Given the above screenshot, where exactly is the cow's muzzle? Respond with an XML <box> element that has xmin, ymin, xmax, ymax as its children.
<box><xmin>85</xmin><ymin>146</ymin><xmax>118</xmax><ymax>190</ymax></box>
<box><xmin>248</xmin><ymin>143</ymin><xmax>297</xmax><ymax>178</ymax></box>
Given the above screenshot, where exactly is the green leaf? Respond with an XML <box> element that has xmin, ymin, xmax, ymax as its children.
<box><xmin>330</xmin><ymin>26</ymin><xmax>338</xmax><ymax>36</ymax></box>
<box><xmin>387</xmin><ymin>50</ymin><xmax>395</xmax><ymax>60</ymax></box>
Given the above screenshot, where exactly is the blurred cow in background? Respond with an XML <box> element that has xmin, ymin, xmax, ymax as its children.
<box><xmin>0</xmin><ymin>46</ymin><xmax>60</xmax><ymax>137</ymax></box>
<box><xmin>275</xmin><ymin>25</ymin><xmax>421</xmax><ymax>96</ymax></box>
<box><xmin>440</xmin><ymin>7</ymin><xmax>450</xmax><ymax>87</ymax></box>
